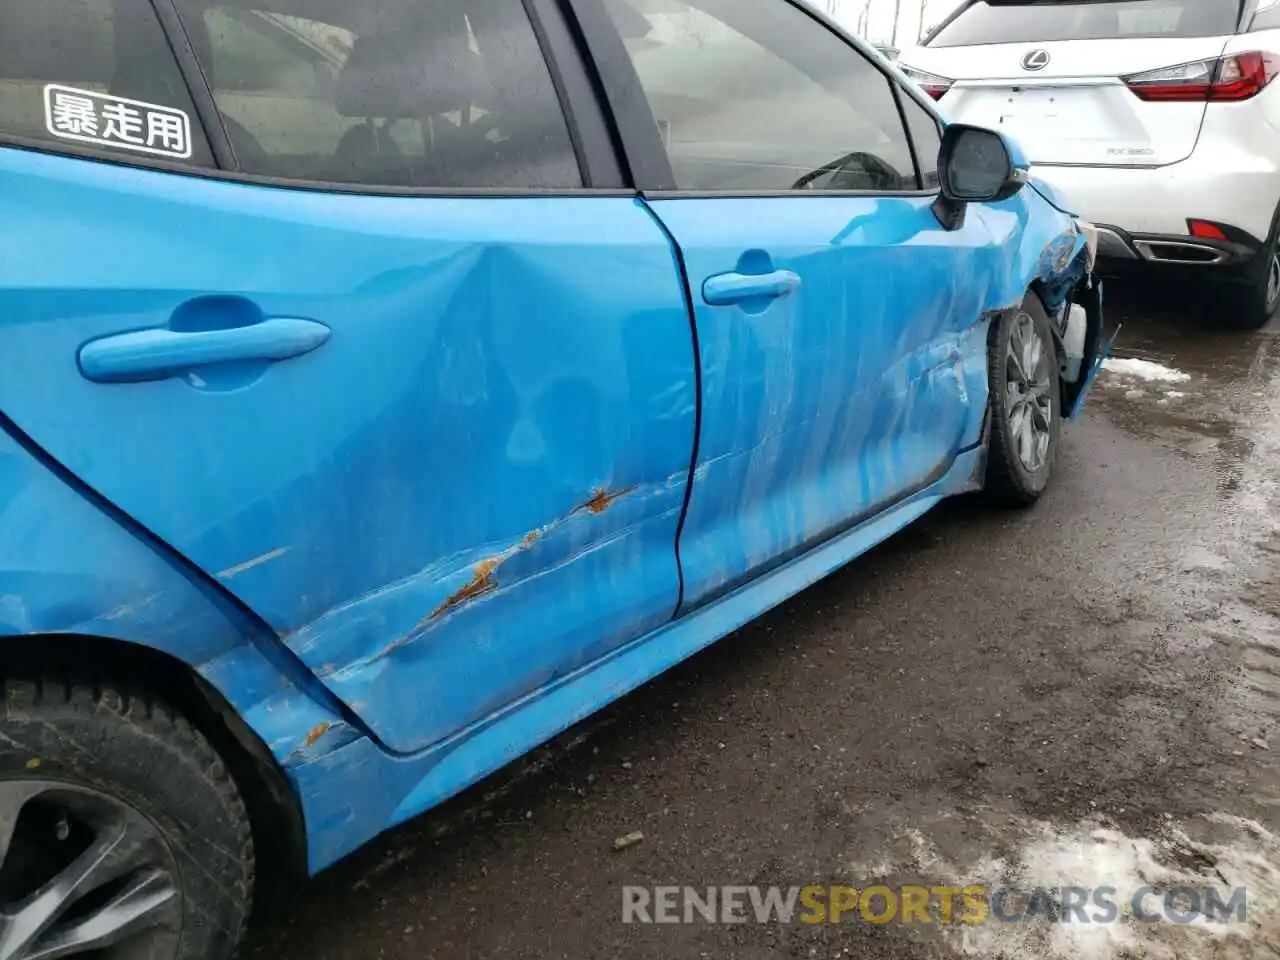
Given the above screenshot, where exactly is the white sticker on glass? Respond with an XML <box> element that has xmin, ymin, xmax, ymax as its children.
<box><xmin>43</xmin><ymin>84</ymin><xmax>193</xmax><ymax>160</ymax></box>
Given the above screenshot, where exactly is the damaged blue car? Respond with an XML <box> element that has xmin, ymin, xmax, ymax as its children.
<box><xmin>0</xmin><ymin>0</ymin><xmax>1104</xmax><ymax>955</ymax></box>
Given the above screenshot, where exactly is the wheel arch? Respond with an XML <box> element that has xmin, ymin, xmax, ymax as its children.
<box><xmin>0</xmin><ymin>632</ymin><xmax>309</xmax><ymax>904</ymax></box>
<box><xmin>0</xmin><ymin>411</ymin><xmax>368</xmax><ymax>878</ymax></box>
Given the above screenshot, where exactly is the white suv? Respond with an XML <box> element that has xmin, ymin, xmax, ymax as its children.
<box><xmin>899</xmin><ymin>0</ymin><xmax>1280</xmax><ymax>328</ymax></box>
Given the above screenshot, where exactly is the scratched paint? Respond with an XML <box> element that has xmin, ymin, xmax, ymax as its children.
<box><xmin>217</xmin><ymin>546</ymin><xmax>291</xmax><ymax>580</ymax></box>
<box><xmin>650</xmin><ymin>188</ymin><xmax>1088</xmax><ymax>611</ymax></box>
<box><xmin>426</xmin><ymin>555</ymin><xmax>504</xmax><ymax>623</ymax></box>
<box><xmin>302</xmin><ymin>721</ymin><xmax>331</xmax><ymax>749</ymax></box>
<box><xmin>422</xmin><ymin>483</ymin><xmax>639</xmax><ymax>629</ymax></box>
<box><xmin>0</xmin><ymin>427</ymin><xmax>355</xmax><ymax>776</ymax></box>
<box><xmin>578</xmin><ymin>485</ymin><xmax>637</xmax><ymax>515</ymax></box>
<box><xmin>0</xmin><ymin>143</ymin><xmax>1099</xmax><ymax>880</ymax></box>
<box><xmin>0</xmin><ymin>149</ymin><xmax>699</xmax><ymax>757</ymax></box>
<box><xmin>285</xmin><ymin>473</ymin><xmax>687</xmax><ymax>752</ymax></box>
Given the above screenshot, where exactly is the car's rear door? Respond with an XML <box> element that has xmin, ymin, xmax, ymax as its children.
<box><xmin>0</xmin><ymin>0</ymin><xmax>697</xmax><ymax>755</ymax></box>
<box><xmin>912</xmin><ymin>0</ymin><xmax>1243</xmax><ymax>167</ymax></box>
<box><xmin>581</xmin><ymin>0</ymin><xmax>997</xmax><ymax>609</ymax></box>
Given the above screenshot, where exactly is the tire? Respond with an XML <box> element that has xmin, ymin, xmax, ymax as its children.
<box><xmin>983</xmin><ymin>294</ymin><xmax>1063</xmax><ymax>507</ymax></box>
<box><xmin>1223</xmin><ymin>229</ymin><xmax>1280</xmax><ymax>331</ymax></box>
<box><xmin>0</xmin><ymin>673</ymin><xmax>254</xmax><ymax>960</ymax></box>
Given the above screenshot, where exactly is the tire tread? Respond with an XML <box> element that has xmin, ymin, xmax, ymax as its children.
<box><xmin>983</xmin><ymin>295</ymin><xmax>1062</xmax><ymax>507</ymax></box>
<box><xmin>0</xmin><ymin>667</ymin><xmax>255</xmax><ymax>958</ymax></box>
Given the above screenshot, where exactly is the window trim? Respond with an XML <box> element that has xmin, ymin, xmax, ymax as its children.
<box><xmin>561</xmin><ymin>0</ymin><xmax>677</xmax><ymax>190</ymax></box>
<box><xmin>523</xmin><ymin>0</ymin><xmax>626</xmax><ymax>188</ymax></box>
<box><xmin>151</xmin><ymin>0</ymin><xmax>236</xmax><ymax>169</ymax></box>
<box><xmin>0</xmin><ymin>0</ymin><xmax>633</xmax><ymax>197</ymax></box>
<box><xmin>569</xmin><ymin>0</ymin><xmax>944</xmax><ymax>199</ymax></box>
<box><xmin>894</xmin><ymin>85</ymin><xmax>943</xmax><ymax>192</ymax></box>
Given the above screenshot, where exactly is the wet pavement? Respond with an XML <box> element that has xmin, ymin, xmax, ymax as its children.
<box><xmin>246</xmin><ymin>278</ymin><xmax>1280</xmax><ymax>960</ymax></box>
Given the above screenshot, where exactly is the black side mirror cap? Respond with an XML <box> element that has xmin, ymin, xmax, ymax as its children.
<box><xmin>932</xmin><ymin>123</ymin><xmax>1030</xmax><ymax>230</ymax></box>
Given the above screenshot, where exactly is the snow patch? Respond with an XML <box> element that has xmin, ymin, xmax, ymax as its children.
<box><xmin>1102</xmin><ymin>357</ymin><xmax>1192</xmax><ymax>384</ymax></box>
<box><xmin>842</xmin><ymin>813</ymin><xmax>1280</xmax><ymax>960</ymax></box>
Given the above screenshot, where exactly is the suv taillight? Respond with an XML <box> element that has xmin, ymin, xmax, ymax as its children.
<box><xmin>1124</xmin><ymin>52</ymin><xmax>1279</xmax><ymax>102</ymax></box>
<box><xmin>899</xmin><ymin>65</ymin><xmax>954</xmax><ymax>101</ymax></box>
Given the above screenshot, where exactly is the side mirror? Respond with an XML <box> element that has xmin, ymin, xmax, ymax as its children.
<box><xmin>932</xmin><ymin>124</ymin><xmax>1030</xmax><ymax>230</ymax></box>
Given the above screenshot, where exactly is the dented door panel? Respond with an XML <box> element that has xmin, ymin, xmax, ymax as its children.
<box><xmin>0</xmin><ymin>149</ymin><xmax>697</xmax><ymax>755</ymax></box>
<box><xmin>652</xmin><ymin>188</ymin><xmax>1092</xmax><ymax>610</ymax></box>
<box><xmin>650</xmin><ymin>195</ymin><xmax>1023</xmax><ymax>609</ymax></box>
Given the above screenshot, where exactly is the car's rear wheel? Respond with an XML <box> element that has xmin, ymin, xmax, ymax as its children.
<box><xmin>1225</xmin><ymin>228</ymin><xmax>1280</xmax><ymax>331</ymax></box>
<box><xmin>984</xmin><ymin>294</ymin><xmax>1063</xmax><ymax>507</ymax></box>
<box><xmin>0</xmin><ymin>673</ymin><xmax>253</xmax><ymax>960</ymax></box>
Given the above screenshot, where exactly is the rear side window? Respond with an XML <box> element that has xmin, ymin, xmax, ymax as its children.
<box><xmin>173</xmin><ymin>0</ymin><xmax>583</xmax><ymax>189</ymax></box>
<box><xmin>0</xmin><ymin>0</ymin><xmax>213</xmax><ymax>165</ymax></box>
<box><xmin>929</xmin><ymin>0</ymin><xmax>1242</xmax><ymax>46</ymax></box>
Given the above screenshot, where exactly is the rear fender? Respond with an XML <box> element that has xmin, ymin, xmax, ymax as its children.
<box><xmin>0</xmin><ymin>421</ymin><xmax>357</xmax><ymax>769</ymax></box>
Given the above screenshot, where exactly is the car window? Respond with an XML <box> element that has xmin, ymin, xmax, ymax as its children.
<box><xmin>899</xmin><ymin>93</ymin><xmax>941</xmax><ymax>191</ymax></box>
<box><xmin>929</xmin><ymin>0</ymin><xmax>1241</xmax><ymax>46</ymax></box>
<box><xmin>0</xmin><ymin>0</ymin><xmax>213</xmax><ymax>166</ymax></box>
<box><xmin>1252</xmin><ymin>0</ymin><xmax>1280</xmax><ymax>30</ymax></box>
<box><xmin>174</xmin><ymin>0</ymin><xmax>582</xmax><ymax>189</ymax></box>
<box><xmin>600</xmin><ymin>0</ymin><xmax>920</xmax><ymax>192</ymax></box>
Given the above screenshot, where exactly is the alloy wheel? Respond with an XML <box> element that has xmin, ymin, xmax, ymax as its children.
<box><xmin>1004</xmin><ymin>310</ymin><xmax>1055</xmax><ymax>474</ymax></box>
<box><xmin>0</xmin><ymin>781</ymin><xmax>180</xmax><ymax>960</ymax></box>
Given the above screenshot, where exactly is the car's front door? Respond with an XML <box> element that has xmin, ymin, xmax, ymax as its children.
<box><xmin>589</xmin><ymin>0</ymin><xmax>1002</xmax><ymax>608</ymax></box>
<box><xmin>0</xmin><ymin>0</ymin><xmax>697</xmax><ymax>754</ymax></box>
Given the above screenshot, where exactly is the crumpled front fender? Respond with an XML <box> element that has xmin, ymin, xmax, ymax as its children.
<box><xmin>971</xmin><ymin>183</ymin><xmax>1108</xmax><ymax>422</ymax></box>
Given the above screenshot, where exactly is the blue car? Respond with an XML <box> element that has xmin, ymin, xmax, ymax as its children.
<box><xmin>0</xmin><ymin>0</ymin><xmax>1103</xmax><ymax>955</ymax></box>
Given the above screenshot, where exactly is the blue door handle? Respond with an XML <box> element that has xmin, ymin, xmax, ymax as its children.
<box><xmin>703</xmin><ymin>269</ymin><xmax>802</xmax><ymax>306</ymax></box>
<box><xmin>79</xmin><ymin>317</ymin><xmax>331</xmax><ymax>383</ymax></box>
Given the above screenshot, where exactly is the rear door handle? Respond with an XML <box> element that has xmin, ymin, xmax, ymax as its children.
<box><xmin>702</xmin><ymin>269</ymin><xmax>801</xmax><ymax>306</ymax></box>
<box><xmin>79</xmin><ymin>317</ymin><xmax>331</xmax><ymax>383</ymax></box>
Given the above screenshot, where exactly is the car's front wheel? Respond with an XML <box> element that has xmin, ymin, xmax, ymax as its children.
<box><xmin>0</xmin><ymin>673</ymin><xmax>254</xmax><ymax>960</ymax></box>
<box><xmin>984</xmin><ymin>294</ymin><xmax>1063</xmax><ymax>507</ymax></box>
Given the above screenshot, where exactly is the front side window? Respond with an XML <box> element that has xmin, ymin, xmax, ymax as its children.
<box><xmin>0</xmin><ymin>0</ymin><xmax>213</xmax><ymax>165</ymax></box>
<box><xmin>174</xmin><ymin>0</ymin><xmax>582</xmax><ymax>189</ymax></box>
<box><xmin>929</xmin><ymin>0</ymin><xmax>1242</xmax><ymax>46</ymax></box>
<box><xmin>899</xmin><ymin>94</ymin><xmax>941</xmax><ymax>190</ymax></box>
<box><xmin>600</xmin><ymin>0</ymin><xmax>921</xmax><ymax>192</ymax></box>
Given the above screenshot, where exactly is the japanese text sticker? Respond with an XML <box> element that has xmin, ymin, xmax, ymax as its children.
<box><xmin>43</xmin><ymin>84</ymin><xmax>193</xmax><ymax>160</ymax></box>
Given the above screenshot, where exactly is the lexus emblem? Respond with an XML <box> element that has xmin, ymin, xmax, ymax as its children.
<box><xmin>1022</xmin><ymin>49</ymin><xmax>1050</xmax><ymax>71</ymax></box>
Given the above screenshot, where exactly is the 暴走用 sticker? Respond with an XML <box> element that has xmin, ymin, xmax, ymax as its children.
<box><xmin>43</xmin><ymin>84</ymin><xmax>193</xmax><ymax>160</ymax></box>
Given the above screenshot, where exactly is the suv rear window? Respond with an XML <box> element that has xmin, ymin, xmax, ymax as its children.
<box><xmin>928</xmin><ymin>0</ymin><xmax>1242</xmax><ymax>47</ymax></box>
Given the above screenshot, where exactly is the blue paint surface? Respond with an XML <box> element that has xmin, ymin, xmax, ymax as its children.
<box><xmin>0</xmin><ymin>136</ymin><xmax>1098</xmax><ymax>875</ymax></box>
<box><xmin>0</xmin><ymin>426</ymin><xmax>355</xmax><ymax>768</ymax></box>
<box><xmin>0</xmin><ymin>148</ymin><xmax>696</xmax><ymax>756</ymax></box>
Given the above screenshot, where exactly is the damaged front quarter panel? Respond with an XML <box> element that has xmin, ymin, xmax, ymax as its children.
<box><xmin>974</xmin><ymin>184</ymin><xmax>1110</xmax><ymax>423</ymax></box>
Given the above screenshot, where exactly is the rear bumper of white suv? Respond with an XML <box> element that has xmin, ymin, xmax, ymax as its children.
<box><xmin>1028</xmin><ymin>138</ymin><xmax>1280</xmax><ymax>271</ymax></box>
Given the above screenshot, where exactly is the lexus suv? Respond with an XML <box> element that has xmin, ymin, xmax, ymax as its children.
<box><xmin>899</xmin><ymin>0</ymin><xmax>1280</xmax><ymax>328</ymax></box>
